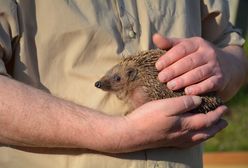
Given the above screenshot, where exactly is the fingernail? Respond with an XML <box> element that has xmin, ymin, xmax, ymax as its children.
<box><xmin>185</xmin><ymin>87</ymin><xmax>192</xmax><ymax>95</ymax></box>
<box><xmin>192</xmin><ymin>96</ymin><xmax>202</xmax><ymax>106</ymax></box>
<box><xmin>156</xmin><ymin>61</ymin><xmax>164</xmax><ymax>71</ymax></box>
<box><xmin>218</xmin><ymin>106</ymin><xmax>229</xmax><ymax>117</ymax></box>
<box><xmin>167</xmin><ymin>81</ymin><xmax>176</xmax><ymax>90</ymax></box>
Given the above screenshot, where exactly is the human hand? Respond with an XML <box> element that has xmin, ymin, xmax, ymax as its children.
<box><xmin>101</xmin><ymin>96</ymin><xmax>228</xmax><ymax>153</ymax></box>
<box><xmin>153</xmin><ymin>34</ymin><xmax>246</xmax><ymax>101</ymax></box>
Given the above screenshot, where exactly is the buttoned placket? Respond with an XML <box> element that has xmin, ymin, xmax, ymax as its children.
<box><xmin>113</xmin><ymin>2</ymin><xmax>169</xmax><ymax>168</ymax></box>
<box><xmin>115</xmin><ymin>0</ymin><xmax>140</xmax><ymax>54</ymax></box>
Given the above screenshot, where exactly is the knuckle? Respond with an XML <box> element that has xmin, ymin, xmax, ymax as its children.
<box><xmin>211</xmin><ymin>65</ymin><xmax>222</xmax><ymax>77</ymax></box>
<box><xmin>186</xmin><ymin>56</ymin><xmax>196</xmax><ymax>69</ymax></box>
<box><xmin>178</xmin><ymin>44</ymin><xmax>187</xmax><ymax>56</ymax></box>
<box><xmin>193</xmin><ymin>36</ymin><xmax>204</xmax><ymax>43</ymax></box>
<box><xmin>215</xmin><ymin>77</ymin><xmax>223</xmax><ymax>89</ymax></box>
<box><xmin>211</xmin><ymin>77</ymin><xmax>219</xmax><ymax>85</ymax></box>
<box><xmin>204</xmin><ymin>65</ymin><xmax>214</xmax><ymax>77</ymax></box>
<box><xmin>208</xmin><ymin>48</ymin><xmax>217</xmax><ymax>60</ymax></box>
<box><xmin>207</xmin><ymin>78</ymin><xmax>216</xmax><ymax>90</ymax></box>
<box><xmin>197</xmin><ymin>68</ymin><xmax>206</xmax><ymax>79</ymax></box>
<box><xmin>208</xmin><ymin>76</ymin><xmax>221</xmax><ymax>90</ymax></box>
<box><xmin>209</xmin><ymin>62</ymin><xmax>216</xmax><ymax>69</ymax></box>
<box><xmin>211</xmin><ymin>76</ymin><xmax>222</xmax><ymax>90</ymax></box>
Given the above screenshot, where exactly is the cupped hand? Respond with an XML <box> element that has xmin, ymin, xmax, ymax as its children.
<box><xmin>153</xmin><ymin>34</ymin><xmax>245</xmax><ymax>101</ymax></box>
<box><xmin>104</xmin><ymin>96</ymin><xmax>228</xmax><ymax>153</ymax></box>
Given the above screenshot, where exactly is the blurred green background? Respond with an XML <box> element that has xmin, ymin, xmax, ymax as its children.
<box><xmin>204</xmin><ymin>0</ymin><xmax>248</xmax><ymax>152</ymax></box>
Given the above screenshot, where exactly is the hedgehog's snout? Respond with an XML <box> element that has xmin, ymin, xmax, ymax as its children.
<box><xmin>95</xmin><ymin>80</ymin><xmax>112</xmax><ymax>91</ymax></box>
<box><xmin>95</xmin><ymin>81</ymin><xmax>102</xmax><ymax>88</ymax></box>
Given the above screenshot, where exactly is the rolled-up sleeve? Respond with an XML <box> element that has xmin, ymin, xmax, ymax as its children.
<box><xmin>0</xmin><ymin>0</ymin><xmax>20</xmax><ymax>76</ymax></box>
<box><xmin>201</xmin><ymin>0</ymin><xmax>245</xmax><ymax>48</ymax></box>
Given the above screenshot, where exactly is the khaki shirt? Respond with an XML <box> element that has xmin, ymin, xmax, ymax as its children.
<box><xmin>0</xmin><ymin>0</ymin><xmax>244</xmax><ymax>168</ymax></box>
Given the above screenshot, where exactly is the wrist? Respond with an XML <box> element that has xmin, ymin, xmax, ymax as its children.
<box><xmin>220</xmin><ymin>46</ymin><xmax>248</xmax><ymax>100</ymax></box>
<box><xmin>77</xmin><ymin>111</ymin><xmax>130</xmax><ymax>153</ymax></box>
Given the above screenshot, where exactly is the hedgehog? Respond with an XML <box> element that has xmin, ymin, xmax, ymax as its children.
<box><xmin>95</xmin><ymin>49</ymin><xmax>223</xmax><ymax>113</ymax></box>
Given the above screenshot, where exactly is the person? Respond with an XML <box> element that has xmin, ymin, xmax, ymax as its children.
<box><xmin>0</xmin><ymin>0</ymin><xmax>247</xmax><ymax>168</ymax></box>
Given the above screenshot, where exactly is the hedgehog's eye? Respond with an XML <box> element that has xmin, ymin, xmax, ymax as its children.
<box><xmin>113</xmin><ymin>74</ymin><xmax>121</xmax><ymax>82</ymax></box>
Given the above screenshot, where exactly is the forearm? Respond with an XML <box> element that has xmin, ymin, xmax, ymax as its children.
<box><xmin>0</xmin><ymin>75</ymin><xmax>120</xmax><ymax>150</ymax></box>
<box><xmin>220</xmin><ymin>45</ymin><xmax>248</xmax><ymax>100</ymax></box>
<box><xmin>0</xmin><ymin>75</ymin><xmax>229</xmax><ymax>153</ymax></box>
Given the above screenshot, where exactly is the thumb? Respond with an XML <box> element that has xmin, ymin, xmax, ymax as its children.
<box><xmin>152</xmin><ymin>33</ymin><xmax>181</xmax><ymax>49</ymax></box>
<box><xmin>160</xmin><ymin>96</ymin><xmax>202</xmax><ymax>116</ymax></box>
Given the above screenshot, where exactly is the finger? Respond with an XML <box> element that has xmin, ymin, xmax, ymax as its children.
<box><xmin>156</xmin><ymin>40</ymin><xmax>198</xmax><ymax>71</ymax></box>
<box><xmin>184</xmin><ymin>75</ymin><xmax>223</xmax><ymax>95</ymax></box>
<box><xmin>165</xmin><ymin>64</ymin><xmax>213</xmax><ymax>90</ymax></box>
<box><xmin>178</xmin><ymin>119</ymin><xmax>228</xmax><ymax>148</ymax></box>
<box><xmin>158</xmin><ymin>52</ymin><xmax>207</xmax><ymax>83</ymax></box>
<box><xmin>189</xmin><ymin>119</ymin><xmax>228</xmax><ymax>143</ymax></box>
<box><xmin>181</xmin><ymin>105</ymin><xmax>228</xmax><ymax>130</ymax></box>
<box><xmin>154</xmin><ymin>96</ymin><xmax>202</xmax><ymax>116</ymax></box>
<box><xmin>152</xmin><ymin>33</ymin><xmax>180</xmax><ymax>49</ymax></box>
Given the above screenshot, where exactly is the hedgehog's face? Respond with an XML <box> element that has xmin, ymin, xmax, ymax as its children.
<box><xmin>95</xmin><ymin>64</ymin><xmax>138</xmax><ymax>92</ymax></box>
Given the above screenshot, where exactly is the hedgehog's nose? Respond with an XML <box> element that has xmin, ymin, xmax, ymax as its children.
<box><xmin>95</xmin><ymin>81</ymin><xmax>102</xmax><ymax>88</ymax></box>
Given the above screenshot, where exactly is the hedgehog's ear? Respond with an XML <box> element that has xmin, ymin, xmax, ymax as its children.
<box><xmin>126</xmin><ymin>68</ymin><xmax>138</xmax><ymax>81</ymax></box>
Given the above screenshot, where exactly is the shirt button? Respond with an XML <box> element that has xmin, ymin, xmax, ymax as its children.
<box><xmin>128</xmin><ymin>30</ymin><xmax>136</xmax><ymax>38</ymax></box>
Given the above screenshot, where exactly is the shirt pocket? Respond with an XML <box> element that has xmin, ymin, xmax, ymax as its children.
<box><xmin>145</xmin><ymin>0</ymin><xmax>201</xmax><ymax>38</ymax></box>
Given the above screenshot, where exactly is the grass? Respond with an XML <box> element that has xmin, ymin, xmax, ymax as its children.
<box><xmin>204</xmin><ymin>36</ymin><xmax>248</xmax><ymax>152</ymax></box>
<box><xmin>204</xmin><ymin>86</ymin><xmax>248</xmax><ymax>152</ymax></box>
